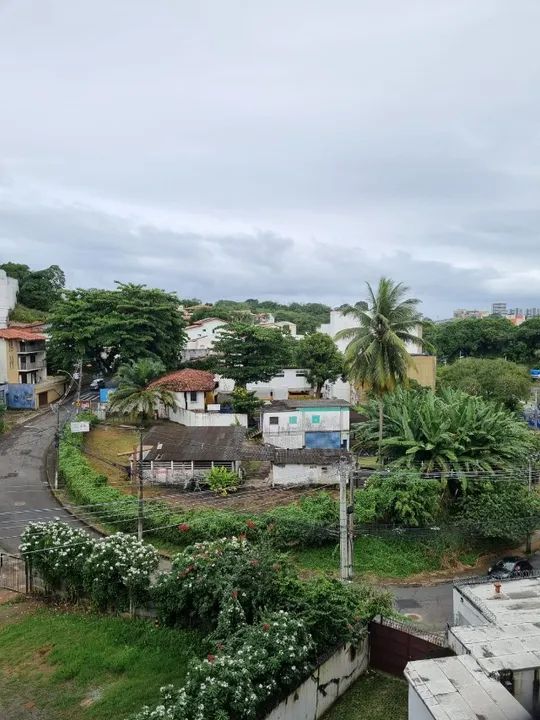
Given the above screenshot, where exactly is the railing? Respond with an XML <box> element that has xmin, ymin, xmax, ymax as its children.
<box><xmin>371</xmin><ymin>615</ymin><xmax>448</xmax><ymax>648</ymax></box>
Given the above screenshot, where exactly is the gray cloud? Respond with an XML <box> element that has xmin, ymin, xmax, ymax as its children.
<box><xmin>1</xmin><ymin>0</ymin><xmax>540</xmax><ymax>317</ymax></box>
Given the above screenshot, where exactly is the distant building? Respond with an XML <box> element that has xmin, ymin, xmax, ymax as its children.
<box><xmin>261</xmin><ymin>399</ymin><xmax>350</xmax><ymax>450</ymax></box>
<box><xmin>182</xmin><ymin>317</ymin><xmax>227</xmax><ymax>362</ymax></box>
<box><xmin>453</xmin><ymin>309</ymin><xmax>489</xmax><ymax>319</ymax></box>
<box><xmin>491</xmin><ymin>302</ymin><xmax>508</xmax><ymax>316</ymax></box>
<box><xmin>0</xmin><ymin>270</ymin><xmax>18</xmax><ymax>329</ymax></box>
<box><xmin>526</xmin><ymin>307</ymin><xmax>540</xmax><ymax>318</ymax></box>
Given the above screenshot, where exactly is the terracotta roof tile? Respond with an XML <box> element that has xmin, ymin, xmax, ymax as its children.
<box><xmin>148</xmin><ymin>369</ymin><xmax>216</xmax><ymax>392</ymax></box>
<box><xmin>0</xmin><ymin>328</ymin><xmax>46</xmax><ymax>341</ymax></box>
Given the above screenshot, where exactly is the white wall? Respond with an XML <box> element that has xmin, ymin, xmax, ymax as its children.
<box><xmin>167</xmin><ymin>405</ymin><xmax>248</xmax><ymax>427</ymax></box>
<box><xmin>0</xmin><ymin>338</ymin><xmax>8</xmax><ymax>383</ymax></box>
<box><xmin>272</xmin><ymin>463</ymin><xmax>341</xmax><ymax>486</ymax></box>
<box><xmin>0</xmin><ymin>271</ymin><xmax>18</xmax><ymax>329</ymax></box>
<box><xmin>247</xmin><ymin>368</ymin><xmax>312</xmax><ymax>399</ymax></box>
<box><xmin>318</xmin><ymin>310</ymin><xmax>423</xmax><ymax>355</ymax></box>
<box><xmin>452</xmin><ymin>587</ymin><xmax>491</xmax><ymax>628</ymax></box>
<box><xmin>262</xmin><ymin>407</ymin><xmax>350</xmax><ymax>449</ymax></box>
<box><xmin>408</xmin><ymin>685</ymin><xmax>435</xmax><ymax>720</ymax></box>
<box><xmin>264</xmin><ymin>638</ymin><xmax>368</xmax><ymax>720</ymax></box>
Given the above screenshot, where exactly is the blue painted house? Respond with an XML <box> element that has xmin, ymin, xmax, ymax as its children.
<box><xmin>261</xmin><ymin>399</ymin><xmax>350</xmax><ymax>450</ymax></box>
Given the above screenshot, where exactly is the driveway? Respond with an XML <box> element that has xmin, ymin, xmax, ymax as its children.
<box><xmin>0</xmin><ymin>406</ymin><xmax>86</xmax><ymax>554</ymax></box>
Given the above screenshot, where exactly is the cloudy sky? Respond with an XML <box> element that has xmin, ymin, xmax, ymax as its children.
<box><xmin>1</xmin><ymin>0</ymin><xmax>539</xmax><ymax>318</ymax></box>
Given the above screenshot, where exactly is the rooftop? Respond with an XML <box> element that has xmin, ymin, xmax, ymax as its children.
<box><xmin>450</xmin><ymin>622</ymin><xmax>540</xmax><ymax>674</ymax></box>
<box><xmin>148</xmin><ymin>369</ymin><xmax>216</xmax><ymax>393</ymax></box>
<box><xmin>457</xmin><ymin>576</ymin><xmax>540</xmax><ymax>626</ymax></box>
<box><xmin>0</xmin><ymin>328</ymin><xmax>46</xmax><ymax>341</ymax></box>
<box><xmin>271</xmin><ymin>448</ymin><xmax>350</xmax><ymax>465</ymax></box>
<box><xmin>143</xmin><ymin>425</ymin><xmax>246</xmax><ymax>462</ymax></box>
<box><xmin>405</xmin><ymin>655</ymin><xmax>532</xmax><ymax>720</ymax></box>
<box><xmin>261</xmin><ymin>399</ymin><xmax>350</xmax><ymax>413</ymax></box>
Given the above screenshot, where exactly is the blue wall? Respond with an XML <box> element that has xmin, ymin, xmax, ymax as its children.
<box><xmin>305</xmin><ymin>431</ymin><xmax>341</xmax><ymax>449</ymax></box>
<box><xmin>7</xmin><ymin>383</ymin><xmax>35</xmax><ymax>409</ymax></box>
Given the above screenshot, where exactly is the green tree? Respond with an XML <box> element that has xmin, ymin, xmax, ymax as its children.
<box><xmin>356</xmin><ymin>387</ymin><xmax>533</xmax><ymax>474</ymax></box>
<box><xmin>336</xmin><ymin>277</ymin><xmax>423</xmax><ymax>463</ymax></box>
<box><xmin>47</xmin><ymin>283</ymin><xmax>186</xmax><ymax>375</ymax></box>
<box><xmin>108</xmin><ymin>358</ymin><xmax>177</xmax><ymax>422</ymax></box>
<box><xmin>438</xmin><ymin>357</ymin><xmax>531</xmax><ymax>411</ymax></box>
<box><xmin>515</xmin><ymin>317</ymin><xmax>540</xmax><ymax>364</ymax></box>
<box><xmin>294</xmin><ymin>332</ymin><xmax>344</xmax><ymax>397</ymax></box>
<box><xmin>211</xmin><ymin>323</ymin><xmax>294</xmax><ymax>386</ymax></box>
<box><xmin>424</xmin><ymin>316</ymin><xmax>515</xmax><ymax>362</ymax></box>
<box><xmin>1</xmin><ymin>262</ymin><xmax>65</xmax><ymax>311</ymax></box>
<box><xmin>231</xmin><ymin>387</ymin><xmax>263</xmax><ymax>417</ymax></box>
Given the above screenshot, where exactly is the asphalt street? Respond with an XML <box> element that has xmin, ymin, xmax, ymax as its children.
<box><xmin>0</xmin><ymin>404</ymin><xmax>84</xmax><ymax>554</ymax></box>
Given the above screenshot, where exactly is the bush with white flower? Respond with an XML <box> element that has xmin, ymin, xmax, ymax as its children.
<box><xmin>130</xmin><ymin>611</ymin><xmax>314</xmax><ymax>720</ymax></box>
<box><xmin>85</xmin><ymin>533</ymin><xmax>159</xmax><ymax>610</ymax></box>
<box><xmin>20</xmin><ymin>520</ymin><xmax>95</xmax><ymax>598</ymax></box>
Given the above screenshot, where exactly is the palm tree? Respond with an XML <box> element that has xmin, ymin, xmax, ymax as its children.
<box><xmin>335</xmin><ymin>277</ymin><xmax>423</xmax><ymax>464</ymax></box>
<box><xmin>108</xmin><ymin>358</ymin><xmax>177</xmax><ymax>422</ymax></box>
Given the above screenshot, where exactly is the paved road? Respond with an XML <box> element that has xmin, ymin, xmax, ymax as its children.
<box><xmin>0</xmin><ymin>406</ymin><xmax>83</xmax><ymax>554</ymax></box>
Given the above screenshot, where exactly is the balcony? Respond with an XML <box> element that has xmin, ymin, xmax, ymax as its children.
<box><xmin>18</xmin><ymin>341</ymin><xmax>46</xmax><ymax>354</ymax></box>
<box><xmin>18</xmin><ymin>358</ymin><xmax>46</xmax><ymax>372</ymax></box>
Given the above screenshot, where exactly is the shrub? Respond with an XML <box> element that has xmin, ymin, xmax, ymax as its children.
<box><xmin>355</xmin><ymin>472</ymin><xmax>442</xmax><ymax>527</ymax></box>
<box><xmin>20</xmin><ymin>520</ymin><xmax>94</xmax><ymax>598</ymax></box>
<box><xmin>131</xmin><ymin>611</ymin><xmax>314</xmax><ymax>720</ymax></box>
<box><xmin>207</xmin><ymin>466</ymin><xmax>240</xmax><ymax>496</ymax></box>
<box><xmin>85</xmin><ymin>533</ymin><xmax>158</xmax><ymax>610</ymax></box>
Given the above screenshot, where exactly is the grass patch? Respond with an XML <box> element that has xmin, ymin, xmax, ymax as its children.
<box><xmin>0</xmin><ymin>603</ymin><xmax>201</xmax><ymax>720</ymax></box>
<box><xmin>84</xmin><ymin>425</ymin><xmax>137</xmax><ymax>487</ymax></box>
<box><xmin>294</xmin><ymin>535</ymin><xmax>481</xmax><ymax>580</ymax></box>
<box><xmin>323</xmin><ymin>670</ymin><xmax>407</xmax><ymax>720</ymax></box>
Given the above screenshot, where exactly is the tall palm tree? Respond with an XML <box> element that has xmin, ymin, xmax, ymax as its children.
<box><xmin>335</xmin><ymin>277</ymin><xmax>424</xmax><ymax>464</ymax></box>
<box><xmin>108</xmin><ymin>358</ymin><xmax>177</xmax><ymax>422</ymax></box>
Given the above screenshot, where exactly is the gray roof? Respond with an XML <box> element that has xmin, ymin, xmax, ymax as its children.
<box><xmin>450</xmin><ymin>623</ymin><xmax>540</xmax><ymax>674</ymax></box>
<box><xmin>143</xmin><ymin>425</ymin><xmax>247</xmax><ymax>462</ymax></box>
<box><xmin>272</xmin><ymin>448</ymin><xmax>350</xmax><ymax>465</ymax></box>
<box><xmin>261</xmin><ymin>399</ymin><xmax>351</xmax><ymax>413</ymax></box>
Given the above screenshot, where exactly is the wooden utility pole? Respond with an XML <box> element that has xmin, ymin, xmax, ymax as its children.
<box><xmin>137</xmin><ymin>427</ymin><xmax>144</xmax><ymax>541</ymax></box>
<box><xmin>339</xmin><ymin>458</ymin><xmax>353</xmax><ymax>581</ymax></box>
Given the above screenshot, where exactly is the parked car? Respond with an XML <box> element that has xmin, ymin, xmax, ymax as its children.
<box><xmin>487</xmin><ymin>556</ymin><xmax>533</xmax><ymax>580</ymax></box>
<box><xmin>89</xmin><ymin>378</ymin><xmax>105</xmax><ymax>390</ymax></box>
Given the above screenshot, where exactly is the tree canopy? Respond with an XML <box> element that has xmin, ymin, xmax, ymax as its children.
<box><xmin>211</xmin><ymin>322</ymin><xmax>294</xmax><ymax>386</ymax></box>
<box><xmin>47</xmin><ymin>283</ymin><xmax>186</xmax><ymax>375</ymax></box>
<box><xmin>438</xmin><ymin>357</ymin><xmax>531</xmax><ymax>411</ymax></box>
<box><xmin>1</xmin><ymin>262</ymin><xmax>65</xmax><ymax>311</ymax></box>
<box><xmin>294</xmin><ymin>332</ymin><xmax>344</xmax><ymax>397</ymax></box>
<box><xmin>108</xmin><ymin>358</ymin><xmax>177</xmax><ymax>422</ymax></box>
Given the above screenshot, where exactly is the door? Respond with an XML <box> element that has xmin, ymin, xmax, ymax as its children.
<box><xmin>38</xmin><ymin>391</ymin><xmax>48</xmax><ymax>408</ymax></box>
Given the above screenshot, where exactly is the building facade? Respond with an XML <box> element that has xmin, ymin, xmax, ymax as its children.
<box><xmin>261</xmin><ymin>399</ymin><xmax>350</xmax><ymax>450</ymax></box>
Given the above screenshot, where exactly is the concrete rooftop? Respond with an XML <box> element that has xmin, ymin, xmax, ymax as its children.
<box><xmin>405</xmin><ymin>655</ymin><xmax>532</xmax><ymax>720</ymax></box>
<box><xmin>450</xmin><ymin>622</ymin><xmax>540</xmax><ymax>675</ymax></box>
<box><xmin>460</xmin><ymin>577</ymin><xmax>540</xmax><ymax>626</ymax></box>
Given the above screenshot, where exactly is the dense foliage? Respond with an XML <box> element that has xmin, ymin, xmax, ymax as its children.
<box><xmin>47</xmin><ymin>283</ymin><xmax>186</xmax><ymax>375</ymax></box>
<box><xmin>438</xmin><ymin>357</ymin><xmax>531</xmax><ymax>411</ymax></box>
<box><xmin>356</xmin><ymin>387</ymin><xmax>533</xmax><ymax>472</ymax></box>
<box><xmin>230</xmin><ymin>387</ymin><xmax>263</xmax><ymax>417</ymax></box>
<box><xmin>294</xmin><ymin>332</ymin><xmax>344</xmax><ymax>397</ymax></box>
<box><xmin>355</xmin><ymin>472</ymin><xmax>442</xmax><ymax>527</ymax></box>
<box><xmin>1</xmin><ymin>261</ymin><xmax>65</xmax><ymax>311</ymax></box>
<box><xmin>211</xmin><ymin>322</ymin><xmax>294</xmax><ymax>385</ymax></box>
<box><xmin>206</xmin><ymin>466</ymin><xmax>240</xmax><ymax>495</ymax></box>
<box><xmin>424</xmin><ymin>315</ymin><xmax>540</xmax><ymax>365</ymax></box>
<box><xmin>109</xmin><ymin>358</ymin><xmax>177</xmax><ymax>421</ymax></box>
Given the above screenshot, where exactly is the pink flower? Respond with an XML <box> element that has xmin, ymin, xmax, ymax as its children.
<box><xmin>178</xmin><ymin>523</ymin><xmax>191</xmax><ymax>533</ymax></box>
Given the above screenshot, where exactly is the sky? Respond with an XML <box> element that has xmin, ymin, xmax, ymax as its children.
<box><xmin>1</xmin><ymin>1</ymin><xmax>540</xmax><ymax>319</ymax></box>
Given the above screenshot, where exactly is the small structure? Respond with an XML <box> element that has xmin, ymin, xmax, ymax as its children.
<box><xmin>261</xmin><ymin>399</ymin><xmax>350</xmax><ymax>450</ymax></box>
<box><xmin>247</xmin><ymin>368</ymin><xmax>312</xmax><ymax>401</ymax></box>
<box><xmin>139</xmin><ymin>425</ymin><xmax>246</xmax><ymax>485</ymax></box>
<box><xmin>270</xmin><ymin>448</ymin><xmax>348</xmax><ymax>486</ymax></box>
<box><xmin>182</xmin><ymin>318</ymin><xmax>226</xmax><ymax>362</ymax></box>
<box><xmin>0</xmin><ymin>326</ymin><xmax>65</xmax><ymax>408</ymax></box>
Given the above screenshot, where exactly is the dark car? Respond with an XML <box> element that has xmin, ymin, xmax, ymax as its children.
<box><xmin>487</xmin><ymin>556</ymin><xmax>534</xmax><ymax>580</ymax></box>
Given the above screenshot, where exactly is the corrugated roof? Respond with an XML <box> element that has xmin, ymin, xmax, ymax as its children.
<box><xmin>148</xmin><ymin>369</ymin><xmax>216</xmax><ymax>392</ymax></box>
<box><xmin>143</xmin><ymin>425</ymin><xmax>246</xmax><ymax>462</ymax></box>
<box><xmin>272</xmin><ymin>448</ymin><xmax>350</xmax><ymax>465</ymax></box>
<box><xmin>261</xmin><ymin>399</ymin><xmax>351</xmax><ymax>413</ymax></box>
<box><xmin>0</xmin><ymin>328</ymin><xmax>46</xmax><ymax>341</ymax></box>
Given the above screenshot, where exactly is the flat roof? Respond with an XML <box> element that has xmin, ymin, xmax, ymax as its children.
<box><xmin>450</xmin><ymin>623</ymin><xmax>540</xmax><ymax>674</ymax></box>
<box><xmin>458</xmin><ymin>576</ymin><xmax>540</xmax><ymax>625</ymax></box>
<box><xmin>262</xmin><ymin>399</ymin><xmax>350</xmax><ymax>413</ymax></box>
<box><xmin>405</xmin><ymin>655</ymin><xmax>532</xmax><ymax>720</ymax></box>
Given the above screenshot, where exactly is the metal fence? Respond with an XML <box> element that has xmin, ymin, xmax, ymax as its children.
<box><xmin>0</xmin><ymin>553</ymin><xmax>46</xmax><ymax>595</ymax></box>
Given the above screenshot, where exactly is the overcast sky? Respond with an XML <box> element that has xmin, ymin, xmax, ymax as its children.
<box><xmin>1</xmin><ymin>1</ymin><xmax>539</xmax><ymax>318</ymax></box>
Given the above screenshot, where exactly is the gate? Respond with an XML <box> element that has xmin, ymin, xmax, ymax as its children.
<box><xmin>0</xmin><ymin>552</ymin><xmax>28</xmax><ymax>593</ymax></box>
<box><xmin>369</xmin><ymin>617</ymin><xmax>452</xmax><ymax>677</ymax></box>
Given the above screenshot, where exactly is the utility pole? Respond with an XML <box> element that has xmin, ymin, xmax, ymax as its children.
<box><xmin>53</xmin><ymin>403</ymin><xmax>60</xmax><ymax>490</ymax></box>
<box><xmin>137</xmin><ymin>427</ymin><xmax>144</xmax><ymax>541</ymax></box>
<box><xmin>76</xmin><ymin>358</ymin><xmax>83</xmax><ymax>408</ymax></box>
<box><xmin>526</xmin><ymin>459</ymin><xmax>533</xmax><ymax>555</ymax></box>
<box><xmin>339</xmin><ymin>458</ymin><xmax>353</xmax><ymax>581</ymax></box>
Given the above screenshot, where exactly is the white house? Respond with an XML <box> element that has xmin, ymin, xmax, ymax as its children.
<box><xmin>261</xmin><ymin>399</ymin><xmax>350</xmax><ymax>450</ymax></box>
<box><xmin>0</xmin><ymin>270</ymin><xmax>18</xmax><ymax>329</ymax></box>
<box><xmin>246</xmin><ymin>368</ymin><xmax>312</xmax><ymax>400</ymax></box>
<box><xmin>182</xmin><ymin>318</ymin><xmax>226</xmax><ymax>362</ymax></box>
<box><xmin>270</xmin><ymin>448</ymin><xmax>348</xmax><ymax>486</ymax></box>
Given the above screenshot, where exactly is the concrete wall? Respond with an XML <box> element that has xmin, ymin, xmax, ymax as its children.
<box><xmin>171</xmin><ymin>390</ymin><xmax>206</xmax><ymax>412</ymax></box>
<box><xmin>247</xmin><ymin>368</ymin><xmax>312</xmax><ymax>400</ymax></box>
<box><xmin>167</xmin><ymin>405</ymin><xmax>248</xmax><ymax>428</ymax></box>
<box><xmin>0</xmin><ymin>270</ymin><xmax>18</xmax><ymax>328</ymax></box>
<box><xmin>408</xmin><ymin>355</ymin><xmax>437</xmax><ymax>390</ymax></box>
<box><xmin>262</xmin><ymin>407</ymin><xmax>349</xmax><ymax>450</ymax></box>
<box><xmin>264</xmin><ymin>638</ymin><xmax>369</xmax><ymax>720</ymax></box>
<box><xmin>318</xmin><ymin>310</ymin><xmax>423</xmax><ymax>355</ymax></box>
<box><xmin>452</xmin><ymin>587</ymin><xmax>491</xmax><ymax>627</ymax></box>
<box><xmin>272</xmin><ymin>463</ymin><xmax>340</xmax><ymax>486</ymax></box>
<box><xmin>408</xmin><ymin>685</ymin><xmax>435</xmax><ymax>720</ymax></box>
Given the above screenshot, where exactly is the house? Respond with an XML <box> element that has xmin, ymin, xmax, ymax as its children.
<box><xmin>0</xmin><ymin>270</ymin><xmax>18</xmax><ymax>329</ymax></box>
<box><xmin>137</xmin><ymin>424</ymin><xmax>246</xmax><ymax>485</ymax></box>
<box><xmin>246</xmin><ymin>368</ymin><xmax>312</xmax><ymax>400</ymax></box>
<box><xmin>317</xmin><ymin>309</ymin><xmax>437</xmax><ymax>402</ymax></box>
<box><xmin>150</xmin><ymin>368</ymin><xmax>248</xmax><ymax>427</ymax></box>
<box><xmin>182</xmin><ymin>317</ymin><xmax>226</xmax><ymax>362</ymax></box>
<box><xmin>405</xmin><ymin>575</ymin><xmax>540</xmax><ymax>720</ymax></box>
<box><xmin>261</xmin><ymin>399</ymin><xmax>350</xmax><ymax>450</ymax></box>
<box><xmin>270</xmin><ymin>448</ymin><xmax>349</xmax><ymax>486</ymax></box>
<box><xmin>0</xmin><ymin>326</ymin><xmax>66</xmax><ymax>409</ymax></box>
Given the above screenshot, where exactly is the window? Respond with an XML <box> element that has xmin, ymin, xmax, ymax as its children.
<box><xmin>30</xmin><ymin>354</ymin><xmax>36</xmax><ymax>363</ymax></box>
<box><xmin>295</xmin><ymin>370</ymin><xmax>306</xmax><ymax>377</ymax></box>
<box><xmin>311</xmin><ymin>415</ymin><xmax>321</xmax><ymax>424</ymax></box>
<box><xmin>288</xmin><ymin>416</ymin><xmax>298</xmax><ymax>424</ymax></box>
<box><xmin>269</xmin><ymin>416</ymin><xmax>279</xmax><ymax>425</ymax></box>
<box><xmin>341</xmin><ymin>439</ymin><xmax>348</xmax><ymax>449</ymax></box>
<box><xmin>274</xmin><ymin>371</ymin><xmax>285</xmax><ymax>378</ymax></box>
<box><xmin>190</xmin><ymin>391</ymin><xmax>198</xmax><ymax>402</ymax></box>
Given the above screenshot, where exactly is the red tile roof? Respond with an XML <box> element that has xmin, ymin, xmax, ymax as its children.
<box><xmin>0</xmin><ymin>328</ymin><xmax>46</xmax><ymax>341</ymax></box>
<box><xmin>148</xmin><ymin>369</ymin><xmax>216</xmax><ymax>392</ymax></box>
